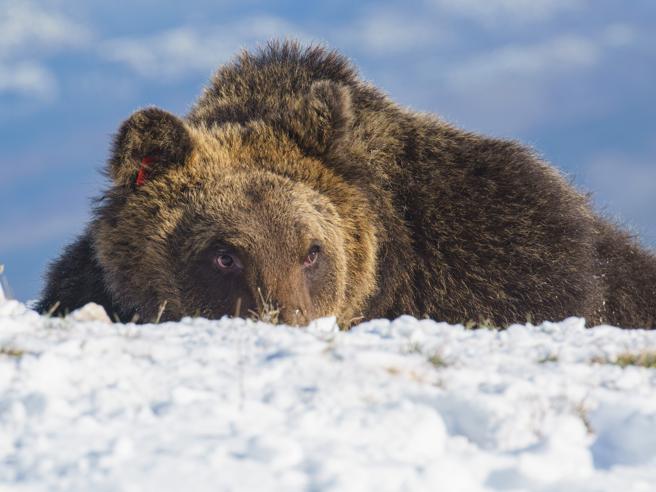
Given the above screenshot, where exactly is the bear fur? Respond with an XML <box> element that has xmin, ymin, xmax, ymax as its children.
<box><xmin>38</xmin><ymin>41</ymin><xmax>656</xmax><ymax>328</ymax></box>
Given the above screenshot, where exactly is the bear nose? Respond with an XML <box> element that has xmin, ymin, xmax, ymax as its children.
<box><xmin>257</xmin><ymin>267</ymin><xmax>313</xmax><ymax>326</ymax></box>
<box><xmin>278</xmin><ymin>305</ymin><xmax>309</xmax><ymax>326</ymax></box>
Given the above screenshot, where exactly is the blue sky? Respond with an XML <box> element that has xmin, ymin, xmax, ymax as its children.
<box><xmin>1</xmin><ymin>0</ymin><xmax>655</xmax><ymax>301</ymax></box>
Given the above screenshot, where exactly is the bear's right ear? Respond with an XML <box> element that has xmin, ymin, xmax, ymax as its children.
<box><xmin>108</xmin><ymin>107</ymin><xmax>192</xmax><ymax>188</ymax></box>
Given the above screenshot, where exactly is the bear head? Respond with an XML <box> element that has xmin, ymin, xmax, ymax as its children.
<box><xmin>93</xmin><ymin>81</ymin><xmax>378</xmax><ymax>326</ymax></box>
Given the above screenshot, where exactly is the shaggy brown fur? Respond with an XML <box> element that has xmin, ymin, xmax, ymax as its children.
<box><xmin>38</xmin><ymin>41</ymin><xmax>656</xmax><ymax>328</ymax></box>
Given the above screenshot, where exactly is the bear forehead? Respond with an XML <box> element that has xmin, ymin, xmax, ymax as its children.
<box><xmin>186</xmin><ymin>121</ymin><xmax>307</xmax><ymax>172</ymax></box>
<box><xmin>146</xmin><ymin>165</ymin><xmax>342</xmax><ymax>249</ymax></box>
<box><xmin>164</xmin><ymin>123</ymin><xmax>340</xmax><ymax>219</ymax></box>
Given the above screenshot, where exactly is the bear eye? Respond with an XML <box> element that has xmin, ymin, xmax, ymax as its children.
<box><xmin>214</xmin><ymin>253</ymin><xmax>242</xmax><ymax>271</ymax></box>
<box><xmin>304</xmin><ymin>245</ymin><xmax>321</xmax><ymax>268</ymax></box>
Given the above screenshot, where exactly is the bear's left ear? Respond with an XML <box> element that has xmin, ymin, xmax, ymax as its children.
<box><xmin>283</xmin><ymin>80</ymin><xmax>354</xmax><ymax>157</ymax></box>
<box><xmin>108</xmin><ymin>107</ymin><xmax>192</xmax><ymax>188</ymax></box>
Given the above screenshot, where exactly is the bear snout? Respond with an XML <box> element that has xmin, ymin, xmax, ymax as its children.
<box><xmin>255</xmin><ymin>267</ymin><xmax>314</xmax><ymax>326</ymax></box>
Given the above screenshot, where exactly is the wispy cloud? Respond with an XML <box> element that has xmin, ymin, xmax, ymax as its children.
<box><xmin>430</xmin><ymin>0</ymin><xmax>588</xmax><ymax>25</ymax></box>
<box><xmin>435</xmin><ymin>25</ymin><xmax>639</xmax><ymax>133</ymax></box>
<box><xmin>602</xmin><ymin>23</ymin><xmax>637</xmax><ymax>48</ymax></box>
<box><xmin>0</xmin><ymin>0</ymin><xmax>91</xmax><ymax>99</ymax></box>
<box><xmin>101</xmin><ymin>16</ymin><xmax>311</xmax><ymax>79</ymax></box>
<box><xmin>338</xmin><ymin>9</ymin><xmax>452</xmax><ymax>56</ymax></box>
<box><xmin>0</xmin><ymin>60</ymin><xmax>56</xmax><ymax>99</ymax></box>
<box><xmin>0</xmin><ymin>0</ymin><xmax>90</xmax><ymax>57</ymax></box>
<box><xmin>445</xmin><ymin>34</ymin><xmax>601</xmax><ymax>90</ymax></box>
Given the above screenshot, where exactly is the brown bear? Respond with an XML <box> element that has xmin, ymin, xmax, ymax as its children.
<box><xmin>38</xmin><ymin>41</ymin><xmax>656</xmax><ymax>328</ymax></box>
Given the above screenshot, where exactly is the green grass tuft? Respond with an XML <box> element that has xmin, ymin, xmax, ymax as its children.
<box><xmin>427</xmin><ymin>353</ymin><xmax>448</xmax><ymax>368</ymax></box>
<box><xmin>591</xmin><ymin>351</ymin><xmax>656</xmax><ymax>368</ymax></box>
<box><xmin>615</xmin><ymin>351</ymin><xmax>656</xmax><ymax>368</ymax></box>
<box><xmin>0</xmin><ymin>347</ymin><xmax>26</xmax><ymax>358</ymax></box>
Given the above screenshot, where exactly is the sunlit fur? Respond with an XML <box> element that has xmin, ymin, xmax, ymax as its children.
<box><xmin>39</xmin><ymin>41</ymin><xmax>656</xmax><ymax>328</ymax></box>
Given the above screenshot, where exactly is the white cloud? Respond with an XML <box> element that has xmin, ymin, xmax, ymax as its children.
<box><xmin>0</xmin><ymin>60</ymin><xmax>57</xmax><ymax>100</ymax></box>
<box><xmin>435</xmin><ymin>27</ymin><xmax>639</xmax><ymax>134</ymax></box>
<box><xmin>339</xmin><ymin>10</ymin><xmax>452</xmax><ymax>56</ymax></box>
<box><xmin>0</xmin><ymin>1</ymin><xmax>91</xmax><ymax>99</ymax></box>
<box><xmin>446</xmin><ymin>34</ymin><xmax>600</xmax><ymax>90</ymax></box>
<box><xmin>602</xmin><ymin>23</ymin><xmax>637</xmax><ymax>48</ymax></box>
<box><xmin>0</xmin><ymin>0</ymin><xmax>90</xmax><ymax>59</ymax></box>
<box><xmin>435</xmin><ymin>35</ymin><xmax>601</xmax><ymax>134</ymax></box>
<box><xmin>430</xmin><ymin>0</ymin><xmax>588</xmax><ymax>25</ymax></box>
<box><xmin>101</xmin><ymin>17</ymin><xmax>312</xmax><ymax>79</ymax></box>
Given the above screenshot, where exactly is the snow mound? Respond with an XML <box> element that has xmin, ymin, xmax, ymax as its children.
<box><xmin>1</xmin><ymin>300</ymin><xmax>656</xmax><ymax>491</ymax></box>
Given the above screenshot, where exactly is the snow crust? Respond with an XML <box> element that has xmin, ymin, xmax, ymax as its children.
<box><xmin>1</xmin><ymin>300</ymin><xmax>656</xmax><ymax>491</ymax></box>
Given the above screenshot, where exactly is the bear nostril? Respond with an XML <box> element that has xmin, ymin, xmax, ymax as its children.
<box><xmin>274</xmin><ymin>304</ymin><xmax>306</xmax><ymax>326</ymax></box>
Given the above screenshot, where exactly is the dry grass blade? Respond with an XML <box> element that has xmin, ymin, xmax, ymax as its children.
<box><xmin>590</xmin><ymin>351</ymin><xmax>656</xmax><ymax>368</ymax></box>
<box><xmin>344</xmin><ymin>316</ymin><xmax>364</xmax><ymax>330</ymax></box>
<box><xmin>234</xmin><ymin>297</ymin><xmax>242</xmax><ymax>318</ymax></box>
<box><xmin>154</xmin><ymin>300</ymin><xmax>168</xmax><ymax>324</ymax></box>
<box><xmin>248</xmin><ymin>288</ymin><xmax>280</xmax><ymax>324</ymax></box>
<box><xmin>0</xmin><ymin>347</ymin><xmax>26</xmax><ymax>358</ymax></box>
<box><xmin>574</xmin><ymin>400</ymin><xmax>594</xmax><ymax>434</ymax></box>
<box><xmin>45</xmin><ymin>301</ymin><xmax>61</xmax><ymax>318</ymax></box>
<box><xmin>615</xmin><ymin>351</ymin><xmax>656</xmax><ymax>368</ymax></box>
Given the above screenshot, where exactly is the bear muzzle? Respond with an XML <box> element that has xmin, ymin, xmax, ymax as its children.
<box><xmin>255</xmin><ymin>267</ymin><xmax>315</xmax><ymax>326</ymax></box>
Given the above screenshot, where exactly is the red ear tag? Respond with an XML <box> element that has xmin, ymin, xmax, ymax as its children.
<box><xmin>135</xmin><ymin>156</ymin><xmax>154</xmax><ymax>187</ymax></box>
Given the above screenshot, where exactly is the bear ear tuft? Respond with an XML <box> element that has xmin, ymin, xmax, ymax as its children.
<box><xmin>284</xmin><ymin>80</ymin><xmax>354</xmax><ymax>157</ymax></box>
<box><xmin>108</xmin><ymin>107</ymin><xmax>192</xmax><ymax>188</ymax></box>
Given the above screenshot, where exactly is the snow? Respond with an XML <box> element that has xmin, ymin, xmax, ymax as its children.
<box><xmin>1</xmin><ymin>300</ymin><xmax>656</xmax><ymax>491</ymax></box>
